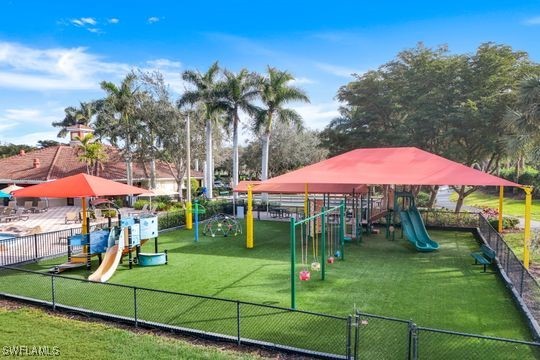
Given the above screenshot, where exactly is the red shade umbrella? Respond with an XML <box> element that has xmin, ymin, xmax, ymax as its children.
<box><xmin>13</xmin><ymin>173</ymin><xmax>147</xmax><ymax>234</ymax></box>
<box><xmin>12</xmin><ymin>173</ymin><xmax>147</xmax><ymax>198</ymax></box>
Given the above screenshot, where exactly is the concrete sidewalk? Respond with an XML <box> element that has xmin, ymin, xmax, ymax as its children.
<box><xmin>436</xmin><ymin>186</ymin><xmax>540</xmax><ymax>229</ymax></box>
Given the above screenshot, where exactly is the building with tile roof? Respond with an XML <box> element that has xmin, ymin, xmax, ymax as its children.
<box><xmin>0</xmin><ymin>126</ymin><xmax>203</xmax><ymax>207</ymax></box>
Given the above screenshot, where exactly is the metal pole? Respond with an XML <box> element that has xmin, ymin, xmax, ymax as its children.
<box><xmin>246</xmin><ymin>185</ymin><xmax>254</xmax><ymax>248</ymax></box>
<box><xmin>133</xmin><ymin>287</ymin><xmax>138</xmax><ymax>328</ymax></box>
<box><xmin>186</xmin><ymin>112</ymin><xmax>193</xmax><ymax>230</ymax></box>
<box><xmin>290</xmin><ymin>217</ymin><xmax>296</xmax><ymax>309</ymax></box>
<box><xmin>51</xmin><ymin>275</ymin><xmax>56</xmax><ymax>311</ymax></box>
<box><xmin>236</xmin><ymin>301</ymin><xmax>241</xmax><ymax>345</ymax></box>
<box><xmin>194</xmin><ymin>200</ymin><xmax>199</xmax><ymax>242</ymax></box>
<box><xmin>523</xmin><ymin>186</ymin><xmax>533</xmax><ymax>269</ymax></box>
<box><xmin>340</xmin><ymin>200</ymin><xmax>345</xmax><ymax>260</ymax></box>
<box><xmin>498</xmin><ymin>186</ymin><xmax>504</xmax><ymax>233</ymax></box>
<box><xmin>321</xmin><ymin>207</ymin><xmax>326</xmax><ymax>280</ymax></box>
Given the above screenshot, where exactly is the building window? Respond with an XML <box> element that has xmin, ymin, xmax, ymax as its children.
<box><xmin>67</xmin><ymin>198</ymin><xmax>74</xmax><ymax>206</ymax></box>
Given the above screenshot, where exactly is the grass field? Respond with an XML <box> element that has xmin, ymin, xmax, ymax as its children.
<box><xmin>0</xmin><ymin>304</ymin><xmax>261</xmax><ymax>359</ymax></box>
<box><xmin>10</xmin><ymin>220</ymin><xmax>532</xmax><ymax>342</ymax></box>
<box><xmin>450</xmin><ymin>191</ymin><xmax>540</xmax><ymax>221</ymax></box>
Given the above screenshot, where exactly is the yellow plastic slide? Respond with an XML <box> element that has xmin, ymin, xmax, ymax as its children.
<box><xmin>88</xmin><ymin>228</ymin><xmax>125</xmax><ymax>283</ymax></box>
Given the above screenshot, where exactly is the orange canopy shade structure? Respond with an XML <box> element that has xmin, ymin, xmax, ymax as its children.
<box><xmin>13</xmin><ymin>173</ymin><xmax>147</xmax><ymax>198</ymax></box>
<box><xmin>261</xmin><ymin>147</ymin><xmax>520</xmax><ymax>187</ymax></box>
<box><xmin>235</xmin><ymin>181</ymin><xmax>367</xmax><ymax>194</ymax></box>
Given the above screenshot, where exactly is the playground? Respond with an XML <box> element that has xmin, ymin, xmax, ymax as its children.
<box><xmin>1</xmin><ymin>147</ymin><xmax>538</xmax><ymax>358</ymax></box>
<box><xmin>16</xmin><ymin>219</ymin><xmax>531</xmax><ymax>341</ymax></box>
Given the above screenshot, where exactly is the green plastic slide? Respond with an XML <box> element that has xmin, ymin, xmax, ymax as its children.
<box><xmin>399</xmin><ymin>208</ymin><xmax>439</xmax><ymax>252</ymax></box>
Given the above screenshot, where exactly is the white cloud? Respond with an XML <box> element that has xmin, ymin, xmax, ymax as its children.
<box><xmin>0</xmin><ymin>41</ymin><xmax>131</xmax><ymax>91</ymax></box>
<box><xmin>0</xmin><ymin>107</ymin><xmax>65</xmax><ymax>144</ymax></box>
<box><xmin>315</xmin><ymin>62</ymin><xmax>363</xmax><ymax>78</ymax></box>
<box><xmin>147</xmin><ymin>16</ymin><xmax>160</xmax><ymax>24</ymax></box>
<box><xmin>293</xmin><ymin>102</ymin><xmax>340</xmax><ymax>129</ymax></box>
<box><xmin>71</xmin><ymin>17</ymin><xmax>96</xmax><ymax>27</ymax></box>
<box><xmin>289</xmin><ymin>77</ymin><xmax>316</xmax><ymax>85</ymax></box>
<box><xmin>524</xmin><ymin>16</ymin><xmax>540</xmax><ymax>25</ymax></box>
<box><xmin>108</xmin><ymin>18</ymin><xmax>119</xmax><ymax>24</ymax></box>
<box><xmin>80</xmin><ymin>17</ymin><xmax>96</xmax><ymax>25</ymax></box>
<box><xmin>146</xmin><ymin>58</ymin><xmax>182</xmax><ymax>69</ymax></box>
<box><xmin>2</xmin><ymin>130</ymin><xmax>61</xmax><ymax>146</ymax></box>
<box><xmin>87</xmin><ymin>28</ymin><xmax>102</xmax><ymax>34</ymax></box>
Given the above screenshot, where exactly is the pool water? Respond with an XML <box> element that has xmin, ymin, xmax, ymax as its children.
<box><xmin>0</xmin><ymin>233</ymin><xmax>16</xmax><ymax>241</ymax></box>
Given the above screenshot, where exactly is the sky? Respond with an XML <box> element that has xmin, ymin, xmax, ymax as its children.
<box><xmin>1</xmin><ymin>0</ymin><xmax>540</xmax><ymax>146</ymax></box>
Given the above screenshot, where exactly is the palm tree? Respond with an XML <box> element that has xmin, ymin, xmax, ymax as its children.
<box><xmin>75</xmin><ymin>133</ymin><xmax>107</xmax><ymax>176</ymax></box>
<box><xmin>254</xmin><ymin>67</ymin><xmax>310</xmax><ymax>181</ymax></box>
<box><xmin>100</xmin><ymin>73</ymin><xmax>139</xmax><ymax>191</ymax></box>
<box><xmin>52</xmin><ymin>102</ymin><xmax>96</xmax><ymax>138</ymax></box>
<box><xmin>504</xmin><ymin>76</ymin><xmax>540</xmax><ymax>166</ymax></box>
<box><xmin>178</xmin><ymin>62</ymin><xmax>221</xmax><ymax>199</ymax></box>
<box><xmin>217</xmin><ymin>69</ymin><xmax>261</xmax><ymax>195</ymax></box>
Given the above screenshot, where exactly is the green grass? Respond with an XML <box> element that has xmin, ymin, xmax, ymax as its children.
<box><xmin>0</xmin><ymin>305</ymin><xmax>261</xmax><ymax>359</ymax></box>
<box><xmin>3</xmin><ymin>221</ymin><xmax>539</xmax><ymax>358</ymax></box>
<box><xmin>450</xmin><ymin>191</ymin><xmax>540</xmax><ymax>221</ymax></box>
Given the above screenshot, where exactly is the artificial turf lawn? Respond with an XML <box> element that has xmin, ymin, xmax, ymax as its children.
<box><xmin>0</xmin><ymin>305</ymin><xmax>262</xmax><ymax>360</ymax></box>
<box><xmin>450</xmin><ymin>190</ymin><xmax>540</xmax><ymax>221</ymax></box>
<box><xmin>14</xmin><ymin>220</ymin><xmax>533</xmax><ymax>342</ymax></box>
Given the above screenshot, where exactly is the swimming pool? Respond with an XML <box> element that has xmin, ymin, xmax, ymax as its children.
<box><xmin>0</xmin><ymin>233</ymin><xmax>16</xmax><ymax>241</ymax></box>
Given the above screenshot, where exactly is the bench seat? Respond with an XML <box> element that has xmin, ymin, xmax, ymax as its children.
<box><xmin>470</xmin><ymin>244</ymin><xmax>496</xmax><ymax>272</ymax></box>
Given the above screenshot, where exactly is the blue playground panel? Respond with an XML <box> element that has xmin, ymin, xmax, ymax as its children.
<box><xmin>69</xmin><ymin>230</ymin><xmax>109</xmax><ymax>254</ymax></box>
<box><xmin>139</xmin><ymin>216</ymin><xmax>158</xmax><ymax>239</ymax></box>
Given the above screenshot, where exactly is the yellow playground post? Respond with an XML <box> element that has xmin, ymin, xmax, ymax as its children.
<box><xmin>523</xmin><ymin>186</ymin><xmax>533</xmax><ymax>269</ymax></box>
<box><xmin>246</xmin><ymin>184</ymin><xmax>254</xmax><ymax>248</ymax></box>
<box><xmin>186</xmin><ymin>201</ymin><xmax>193</xmax><ymax>230</ymax></box>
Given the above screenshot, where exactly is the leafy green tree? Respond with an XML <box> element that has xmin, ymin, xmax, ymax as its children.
<box><xmin>322</xmin><ymin>43</ymin><xmax>538</xmax><ymax>211</ymax></box>
<box><xmin>98</xmin><ymin>73</ymin><xmax>140</xmax><ymax>193</ymax></box>
<box><xmin>178</xmin><ymin>62</ymin><xmax>222</xmax><ymax>199</ymax></box>
<box><xmin>241</xmin><ymin>122</ymin><xmax>328</xmax><ymax>178</ymax></box>
<box><xmin>37</xmin><ymin>140</ymin><xmax>60</xmax><ymax>148</ymax></box>
<box><xmin>75</xmin><ymin>133</ymin><xmax>107</xmax><ymax>176</ymax></box>
<box><xmin>504</xmin><ymin>75</ymin><xmax>540</xmax><ymax>181</ymax></box>
<box><xmin>0</xmin><ymin>143</ymin><xmax>35</xmax><ymax>158</ymax></box>
<box><xmin>254</xmin><ymin>67</ymin><xmax>309</xmax><ymax>181</ymax></box>
<box><xmin>216</xmin><ymin>69</ymin><xmax>260</xmax><ymax>195</ymax></box>
<box><xmin>52</xmin><ymin>102</ymin><xmax>97</xmax><ymax>138</ymax></box>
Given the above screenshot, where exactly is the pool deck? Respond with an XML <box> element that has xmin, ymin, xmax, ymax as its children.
<box><xmin>0</xmin><ymin>206</ymin><xmax>136</xmax><ymax>235</ymax></box>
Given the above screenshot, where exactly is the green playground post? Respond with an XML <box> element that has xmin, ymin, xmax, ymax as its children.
<box><xmin>340</xmin><ymin>200</ymin><xmax>345</xmax><ymax>260</ymax></box>
<box><xmin>321</xmin><ymin>207</ymin><xmax>326</xmax><ymax>280</ymax></box>
<box><xmin>290</xmin><ymin>217</ymin><xmax>296</xmax><ymax>309</ymax></box>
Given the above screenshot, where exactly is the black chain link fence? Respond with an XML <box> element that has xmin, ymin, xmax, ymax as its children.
<box><xmin>477</xmin><ymin>214</ymin><xmax>540</xmax><ymax>335</ymax></box>
<box><xmin>0</xmin><ymin>266</ymin><xmax>350</xmax><ymax>359</ymax></box>
<box><xmin>354</xmin><ymin>311</ymin><xmax>540</xmax><ymax>360</ymax></box>
<box><xmin>0</xmin><ymin>203</ymin><xmax>236</xmax><ymax>266</ymax></box>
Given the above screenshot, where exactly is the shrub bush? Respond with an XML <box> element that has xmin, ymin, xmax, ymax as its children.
<box><xmin>133</xmin><ymin>199</ymin><xmax>149</xmax><ymax>210</ymax></box>
<box><xmin>416</xmin><ymin>191</ymin><xmax>431</xmax><ymax>207</ymax></box>
<box><xmin>488</xmin><ymin>217</ymin><xmax>520</xmax><ymax>230</ymax></box>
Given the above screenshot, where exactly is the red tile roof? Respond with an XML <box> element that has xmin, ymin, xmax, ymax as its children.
<box><xmin>0</xmin><ymin>145</ymin><xmax>203</xmax><ymax>183</ymax></box>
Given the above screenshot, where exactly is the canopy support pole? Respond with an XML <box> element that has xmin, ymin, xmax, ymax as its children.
<box><xmin>523</xmin><ymin>186</ymin><xmax>533</xmax><ymax>269</ymax></box>
<box><xmin>246</xmin><ymin>185</ymin><xmax>254</xmax><ymax>249</ymax></box>
<box><xmin>186</xmin><ymin>112</ymin><xmax>192</xmax><ymax>230</ymax></box>
<box><xmin>304</xmin><ymin>184</ymin><xmax>308</xmax><ymax>218</ymax></box>
<box><xmin>498</xmin><ymin>186</ymin><xmax>504</xmax><ymax>233</ymax></box>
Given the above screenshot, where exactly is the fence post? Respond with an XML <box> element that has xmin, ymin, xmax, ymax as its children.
<box><xmin>353</xmin><ymin>313</ymin><xmax>360</xmax><ymax>360</ymax></box>
<box><xmin>236</xmin><ymin>302</ymin><xmax>241</xmax><ymax>345</ymax></box>
<box><xmin>520</xmin><ymin>267</ymin><xmax>525</xmax><ymax>296</ymax></box>
<box><xmin>34</xmin><ymin>234</ymin><xmax>38</xmax><ymax>261</ymax></box>
<box><xmin>346</xmin><ymin>315</ymin><xmax>352</xmax><ymax>359</ymax></box>
<box><xmin>408</xmin><ymin>322</ymin><xmax>418</xmax><ymax>360</ymax></box>
<box><xmin>133</xmin><ymin>287</ymin><xmax>138</xmax><ymax>328</ymax></box>
<box><xmin>51</xmin><ymin>274</ymin><xmax>56</xmax><ymax>311</ymax></box>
